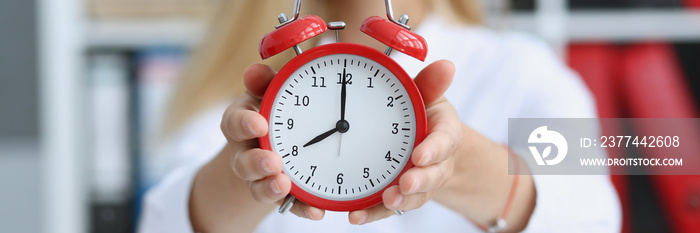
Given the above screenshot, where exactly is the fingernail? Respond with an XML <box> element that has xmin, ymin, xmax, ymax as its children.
<box><xmin>392</xmin><ymin>194</ymin><xmax>404</xmax><ymax>209</ymax></box>
<box><xmin>409</xmin><ymin>176</ymin><xmax>422</xmax><ymax>193</ymax></box>
<box><xmin>304</xmin><ymin>208</ymin><xmax>313</xmax><ymax>220</ymax></box>
<box><xmin>260</xmin><ymin>158</ymin><xmax>274</xmax><ymax>174</ymax></box>
<box><xmin>305</xmin><ymin>208</ymin><xmax>320</xmax><ymax>221</ymax></box>
<box><xmin>269</xmin><ymin>179</ymin><xmax>282</xmax><ymax>195</ymax></box>
<box><xmin>245</xmin><ymin>121</ymin><xmax>258</xmax><ymax>136</ymax></box>
<box><xmin>357</xmin><ymin>212</ymin><xmax>368</xmax><ymax>225</ymax></box>
<box><xmin>419</xmin><ymin>152</ymin><xmax>433</xmax><ymax>165</ymax></box>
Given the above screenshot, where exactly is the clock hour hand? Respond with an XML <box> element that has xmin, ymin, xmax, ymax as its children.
<box><xmin>303</xmin><ymin>119</ymin><xmax>350</xmax><ymax>148</ymax></box>
<box><xmin>303</xmin><ymin>127</ymin><xmax>338</xmax><ymax>148</ymax></box>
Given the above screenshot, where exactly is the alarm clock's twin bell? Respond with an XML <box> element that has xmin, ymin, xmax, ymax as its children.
<box><xmin>259</xmin><ymin>0</ymin><xmax>427</xmax><ymax>61</ymax></box>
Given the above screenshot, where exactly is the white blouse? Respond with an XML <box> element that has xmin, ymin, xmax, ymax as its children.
<box><xmin>138</xmin><ymin>15</ymin><xmax>621</xmax><ymax>233</ymax></box>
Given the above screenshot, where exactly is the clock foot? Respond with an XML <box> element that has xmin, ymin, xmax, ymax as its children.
<box><xmin>394</xmin><ymin>209</ymin><xmax>404</xmax><ymax>216</ymax></box>
<box><xmin>278</xmin><ymin>195</ymin><xmax>296</xmax><ymax>214</ymax></box>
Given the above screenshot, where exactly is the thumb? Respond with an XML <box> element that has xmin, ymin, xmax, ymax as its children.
<box><xmin>414</xmin><ymin>60</ymin><xmax>455</xmax><ymax>106</ymax></box>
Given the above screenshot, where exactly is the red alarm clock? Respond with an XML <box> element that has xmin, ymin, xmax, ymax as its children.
<box><xmin>258</xmin><ymin>0</ymin><xmax>428</xmax><ymax>213</ymax></box>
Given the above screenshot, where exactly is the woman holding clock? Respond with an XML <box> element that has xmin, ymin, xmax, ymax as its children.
<box><xmin>138</xmin><ymin>0</ymin><xmax>621</xmax><ymax>232</ymax></box>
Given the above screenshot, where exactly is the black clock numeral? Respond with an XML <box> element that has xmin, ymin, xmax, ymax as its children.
<box><xmin>310</xmin><ymin>165</ymin><xmax>317</xmax><ymax>176</ymax></box>
<box><xmin>311</xmin><ymin>76</ymin><xmax>326</xmax><ymax>88</ymax></box>
<box><xmin>392</xmin><ymin>123</ymin><xmax>399</xmax><ymax>134</ymax></box>
<box><xmin>337</xmin><ymin>72</ymin><xmax>352</xmax><ymax>84</ymax></box>
<box><xmin>287</xmin><ymin>118</ymin><xmax>294</xmax><ymax>129</ymax></box>
<box><xmin>367</xmin><ymin>77</ymin><xmax>374</xmax><ymax>88</ymax></box>
<box><xmin>387</xmin><ymin>96</ymin><xmax>394</xmax><ymax>107</ymax></box>
<box><xmin>294</xmin><ymin>95</ymin><xmax>309</xmax><ymax>106</ymax></box>
<box><xmin>337</xmin><ymin>173</ymin><xmax>344</xmax><ymax>184</ymax></box>
<box><xmin>363</xmin><ymin>168</ymin><xmax>370</xmax><ymax>178</ymax></box>
<box><xmin>291</xmin><ymin>145</ymin><xmax>299</xmax><ymax>156</ymax></box>
<box><xmin>385</xmin><ymin>151</ymin><xmax>392</xmax><ymax>161</ymax></box>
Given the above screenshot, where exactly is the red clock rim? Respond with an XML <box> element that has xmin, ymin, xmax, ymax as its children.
<box><xmin>259</xmin><ymin>43</ymin><xmax>427</xmax><ymax>211</ymax></box>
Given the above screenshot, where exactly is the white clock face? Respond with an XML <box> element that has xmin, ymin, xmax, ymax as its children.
<box><xmin>268</xmin><ymin>53</ymin><xmax>417</xmax><ymax>201</ymax></box>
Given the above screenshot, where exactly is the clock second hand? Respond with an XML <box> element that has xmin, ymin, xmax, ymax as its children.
<box><xmin>337</xmin><ymin>134</ymin><xmax>343</xmax><ymax>157</ymax></box>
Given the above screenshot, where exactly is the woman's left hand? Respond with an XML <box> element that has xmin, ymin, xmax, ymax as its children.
<box><xmin>348</xmin><ymin>60</ymin><xmax>462</xmax><ymax>224</ymax></box>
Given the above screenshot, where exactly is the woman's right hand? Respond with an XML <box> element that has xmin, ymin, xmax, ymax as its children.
<box><xmin>223</xmin><ymin>63</ymin><xmax>327</xmax><ymax>219</ymax></box>
<box><xmin>190</xmin><ymin>64</ymin><xmax>326</xmax><ymax>232</ymax></box>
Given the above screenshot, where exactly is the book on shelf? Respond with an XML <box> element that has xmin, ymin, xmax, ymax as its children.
<box><xmin>87</xmin><ymin>51</ymin><xmax>134</xmax><ymax>232</ymax></box>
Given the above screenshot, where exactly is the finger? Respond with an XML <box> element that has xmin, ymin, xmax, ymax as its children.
<box><xmin>248</xmin><ymin>173</ymin><xmax>291</xmax><ymax>203</ymax></box>
<box><xmin>231</xmin><ymin>148</ymin><xmax>283</xmax><ymax>181</ymax></box>
<box><xmin>288</xmin><ymin>200</ymin><xmax>326</xmax><ymax>221</ymax></box>
<box><xmin>411</xmin><ymin>105</ymin><xmax>461</xmax><ymax>166</ymax></box>
<box><xmin>398</xmin><ymin>160</ymin><xmax>453</xmax><ymax>194</ymax></box>
<box><xmin>414</xmin><ymin>60</ymin><xmax>455</xmax><ymax>106</ymax></box>
<box><xmin>382</xmin><ymin>185</ymin><xmax>433</xmax><ymax>211</ymax></box>
<box><xmin>243</xmin><ymin>64</ymin><xmax>276</xmax><ymax>98</ymax></box>
<box><xmin>411</xmin><ymin>129</ymin><xmax>457</xmax><ymax>166</ymax></box>
<box><xmin>348</xmin><ymin>203</ymin><xmax>394</xmax><ymax>225</ymax></box>
<box><xmin>221</xmin><ymin>107</ymin><xmax>268</xmax><ymax>142</ymax></box>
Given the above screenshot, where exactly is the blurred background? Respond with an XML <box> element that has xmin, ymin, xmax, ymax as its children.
<box><xmin>1</xmin><ymin>0</ymin><xmax>699</xmax><ymax>232</ymax></box>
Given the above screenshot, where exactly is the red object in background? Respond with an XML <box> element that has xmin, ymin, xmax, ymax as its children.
<box><xmin>569</xmin><ymin>42</ymin><xmax>700</xmax><ymax>233</ymax></box>
<box><xmin>685</xmin><ymin>0</ymin><xmax>700</xmax><ymax>8</ymax></box>
<box><xmin>568</xmin><ymin>43</ymin><xmax>632</xmax><ymax>233</ymax></box>
<box><xmin>620</xmin><ymin>42</ymin><xmax>700</xmax><ymax>233</ymax></box>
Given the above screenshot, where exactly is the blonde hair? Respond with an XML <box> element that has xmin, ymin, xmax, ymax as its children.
<box><xmin>164</xmin><ymin>0</ymin><xmax>481</xmax><ymax>134</ymax></box>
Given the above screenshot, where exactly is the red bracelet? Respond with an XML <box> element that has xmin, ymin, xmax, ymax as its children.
<box><xmin>475</xmin><ymin>146</ymin><xmax>520</xmax><ymax>232</ymax></box>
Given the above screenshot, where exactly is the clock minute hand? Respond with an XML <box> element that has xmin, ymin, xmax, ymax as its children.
<box><xmin>340</xmin><ymin>68</ymin><xmax>347</xmax><ymax>121</ymax></box>
<box><xmin>303</xmin><ymin>127</ymin><xmax>338</xmax><ymax>148</ymax></box>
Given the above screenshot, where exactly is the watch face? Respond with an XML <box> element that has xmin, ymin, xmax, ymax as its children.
<box><xmin>267</xmin><ymin>53</ymin><xmax>417</xmax><ymax>202</ymax></box>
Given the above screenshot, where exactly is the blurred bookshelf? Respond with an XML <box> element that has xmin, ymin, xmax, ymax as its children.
<box><xmin>80</xmin><ymin>0</ymin><xmax>215</xmax><ymax>232</ymax></box>
<box><xmin>39</xmin><ymin>0</ymin><xmax>700</xmax><ymax>232</ymax></box>
<box><xmin>509</xmin><ymin>9</ymin><xmax>700</xmax><ymax>42</ymax></box>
